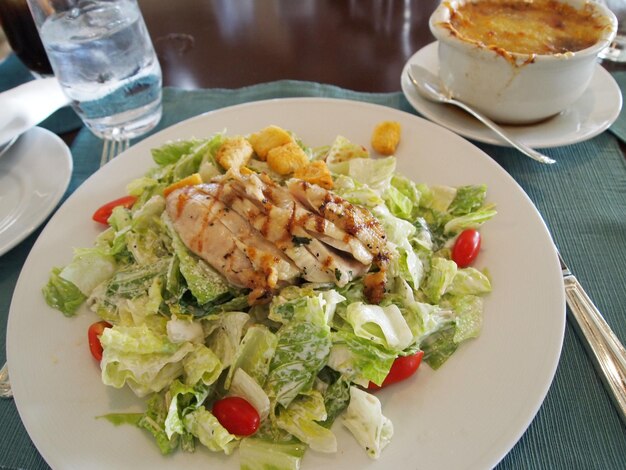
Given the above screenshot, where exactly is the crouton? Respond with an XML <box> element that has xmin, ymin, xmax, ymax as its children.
<box><xmin>215</xmin><ymin>136</ymin><xmax>254</xmax><ymax>170</ymax></box>
<box><xmin>267</xmin><ymin>142</ymin><xmax>309</xmax><ymax>175</ymax></box>
<box><xmin>247</xmin><ymin>125</ymin><xmax>293</xmax><ymax>160</ymax></box>
<box><xmin>294</xmin><ymin>160</ymin><xmax>334</xmax><ymax>189</ymax></box>
<box><xmin>163</xmin><ymin>173</ymin><xmax>203</xmax><ymax>197</ymax></box>
<box><xmin>371</xmin><ymin>121</ymin><xmax>401</xmax><ymax>155</ymax></box>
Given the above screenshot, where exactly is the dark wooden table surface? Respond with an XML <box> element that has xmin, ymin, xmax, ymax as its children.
<box><xmin>141</xmin><ymin>0</ymin><xmax>441</xmax><ymax>93</ymax></box>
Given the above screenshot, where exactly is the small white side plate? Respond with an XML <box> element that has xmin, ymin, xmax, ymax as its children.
<box><xmin>401</xmin><ymin>42</ymin><xmax>623</xmax><ymax>148</ymax></box>
<box><xmin>0</xmin><ymin>127</ymin><xmax>72</xmax><ymax>256</ymax></box>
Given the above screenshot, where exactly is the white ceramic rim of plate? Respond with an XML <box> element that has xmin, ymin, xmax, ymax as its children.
<box><xmin>401</xmin><ymin>41</ymin><xmax>623</xmax><ymax>148</ymax></box>
<box><xmin>0</xmin><ymin>126</ymin><xmax>72</xmax><ymax>256</ymax></box>
<box><xmin>8</xmin><ymin>98</ymin><xmax>565</xmax><ymax>470</ymax></box>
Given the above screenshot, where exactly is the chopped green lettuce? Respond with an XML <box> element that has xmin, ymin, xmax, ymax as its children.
<box><xmin>423</xmin><ymin>257</ymin><xmax>458</xmax><ymax>304</ymax></box>
<box><xmin>447</xmin><ymin>267</ymin><xmax>492</xmax><ymax>296</ymax></box>
<box><xmin>345</xmin><ymin>302</ymin><xmax>413</xmax><ymax>351</ymax></box>
<box><xmin>265</xmin><ymin>321</ymin><xmax>331</xmax><ymax>408</ymax></box>
<box><xmin>138</xmin><ymin>392</ymin><xmax>180</xmax><ymax>454</ymax></box>
<box><xmin>327</xmin><ymin>330</ymin><xmax>396</xmax><ymax>387</ymax></box>
<box><xmin>342</xmin><ymin>386</ymin><xmax>393</xmax><ymax>459</ymax></box>
<box><xmin>450</xmin><ymin>294</ymin><xmax>484</xmax><ymax>344</ymax></box>
<box><xmin>239</xmin><ymin>438</ymin><xmax>306</xmax><ymax>470</ymax></box>
<box><xmin>182</xmin><ymin>344</ymin><xmax>222</xmax><ymax>386</ymax></box>
<box><xmin>448</xmin><ymin>185</ymin><xmax>487</xmax><ymax>215</ymax></box>
<box><xmin>164</xmin><ymin>379</ymin><xmax>211</xmax><ymax>440</ymax></box>
<box><xmin>229</xmin><ymin>368</ymin><xmax>271</xmax><ymax>420</ymax></box>
<box><xmin>42</xmin><ymin>267</ymin><xmax>87</xmax><ymax>316</ymax></box>
<box><xmin>204</xmin><ymin>311</ymin><xmax>251</xmax><ymax>369</ymax></box>
<box><xmin>183</xmin><ymin>407</ymin><xmax>238</xmax><ymax>454</ymax></box>
<box><xmin>225</xmin><ymin>325</ymin><xmax>277</xmax><ymax>389</ymax></box>
<box><xmin>100</xmin><ymin>324</ymin><xmax>195</xmax><ymax>396</ymax></box>
<box><xmin>58</xmin><ymin>248</ymin><xmax>116</xmax><ymax>296</ymax></box>
<box><xmin>276</xmin><ymin>390</ymin><xmax>337</xmax><ymax>453</ymax></box>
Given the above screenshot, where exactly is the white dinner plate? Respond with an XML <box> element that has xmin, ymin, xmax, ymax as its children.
<box><xmin>8</xmin><ymin>98</ymin><xmax>565</xmax><ymax>470</ymax></box>
<box><xmin>401</xmin><ymin>42</ymin><xmax>623</xmax><ymax>148</ymax></box>
<box><xmin>0</xmin><ymin>126</ymin><xmax>72</xmax><ymax>256</ymax></box>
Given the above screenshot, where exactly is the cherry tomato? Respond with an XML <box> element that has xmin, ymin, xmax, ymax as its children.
<box><xmin>451</xmin><ymin>229</ymin><xmax>482</xmax><ymax>268</ymax></box>
<box><xmin>87</xmin><ymin>321</ymin><xmax>112</xmax><ymax>361</ymax></box>
<box><xmin>92</xmin><ymin>195</ymin><xmax>137</xmax><ymax>225</ymax></box>
<box><xmin>212</xmin><ymin>397</ymin><xmax>260</xmax><ymax>436</ymax></box>
<box><xmin>368</xmin><ymin>351</ymin><xmax>424</xmax><ymax>390</ymax></box>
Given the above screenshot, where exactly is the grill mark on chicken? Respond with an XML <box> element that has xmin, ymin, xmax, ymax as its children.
<box><xmin>165</xmin><ymin>173</ymin><xmax>392</xmax><ymax>301</ymax></box>
<box><xmin>286</xmin><ymin>179</ymin><xmax>390</xmax><ymax>269</ymax></box>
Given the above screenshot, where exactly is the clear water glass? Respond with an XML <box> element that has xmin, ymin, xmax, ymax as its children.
<box><xmin>26</xmin><ymin>0</ymin><xmax>162</xmax><ymax>140</ymax></box>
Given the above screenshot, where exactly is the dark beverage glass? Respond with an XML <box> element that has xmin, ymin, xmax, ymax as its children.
<box><xmin>0</xmin><ymin>0</ymin><xmax>52</xmax><ymax>75</ymax></box>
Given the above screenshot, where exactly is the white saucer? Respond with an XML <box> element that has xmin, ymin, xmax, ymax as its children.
<box><xmin>401</xmin><ymin>42</ymin><xmax>623</xmax><ymax>148</ymax></box>
<box><xmin>0</xmin><ymin>127</ymin><xmax>72</xmax><ymax>256</ymax></box>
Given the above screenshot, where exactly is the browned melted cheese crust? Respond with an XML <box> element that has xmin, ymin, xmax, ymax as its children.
<box><xmin>442</xmin><ymin>0</ymin><xmax>608</xmax><ymax>56</ymax></box>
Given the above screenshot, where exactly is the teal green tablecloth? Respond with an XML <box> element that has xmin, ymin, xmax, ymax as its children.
<box><xmin>1</xmin><ymin>54</ymin><xmax>625</xmax><ymax>469</ymax></box>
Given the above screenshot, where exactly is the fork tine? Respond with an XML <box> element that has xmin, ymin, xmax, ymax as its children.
<box><xmin>99</xmin><ymin>138</ymin><xmax>130</xmax><ymax>167</ymax></box>
<box><xmin>99</xmin><ymin>138</ymin><xmax>111</xmax><ymax>167</ymax></box>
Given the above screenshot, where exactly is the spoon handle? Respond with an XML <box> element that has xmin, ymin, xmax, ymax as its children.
<box><xmin>447</xmin><ymin>98</ymin><xmax>556</xmax><ymax>165</ymax></box>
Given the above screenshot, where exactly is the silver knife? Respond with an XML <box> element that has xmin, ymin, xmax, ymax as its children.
<box><xmin>560</xmin><ymin>251</ymin><xmax>626</xmax><ymax>424</ymax></box>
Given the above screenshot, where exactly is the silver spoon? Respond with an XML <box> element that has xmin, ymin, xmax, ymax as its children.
<box><xmin>407</xmin><ymin>65</ymin><xmax>556</xmax><ymax>165</ymax></box>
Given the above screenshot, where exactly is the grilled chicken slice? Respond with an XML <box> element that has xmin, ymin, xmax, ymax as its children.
<box><xmin>165</xmin><ymin>184</ymin><xmax>299</xmax><ymax>290</ymax></box>
<box><xmin>165</xmin><ymin>172</ymin><xmax>391</xmax><ymax>299</ymax></box>
<box><xmin>286</xmin><ymin>178</ymin><xmax>391</xmax><ymax>268</ymax></box>
<box><xmin>204</xmin><ymin>176</ymin><xmax>367</xmax><ymax>286</ymax></box>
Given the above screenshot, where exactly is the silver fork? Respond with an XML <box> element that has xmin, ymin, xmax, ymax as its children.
<box><xmin>99</xmin><ymin>137</ymin><xmax>129</xmax><ymax>167</ymax></box>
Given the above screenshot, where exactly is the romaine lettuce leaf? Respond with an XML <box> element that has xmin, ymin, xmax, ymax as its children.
<box><xmin>331</xmin><ymin>174</ymin><xmax>384</xmax><ymax>208</ymax></box>
<box><xmin>265</xmin><ymin>321</ymin><xmax>331</xmax><ymax>408</ymax></box>
<box><xmin>269</xmin><ymin>286</ymin><xmax>345</xmax><ymax>326</ymax></box>
<box><xmin>327</xmin><ymin>330</ymin><xmax>396</xmax><ymax>387</ymax></box>
<box><xmin>443</xmin><ymin>208</ymin><xmax>497</xmax><ymax>235</ymax></box>
<box><xmin>341</xmin><ymin>386</ymin><xmax>393</xmax><ymax>459</ymax></box>
<box><xmin>447</xmin><ymin>267</ymin><xmax>492</xmax><ymax>296</ymax></box>
<box><xmin>138</xmin><ymin>392</ymin><xmax>180</xmax><ymax>454</ymax></box>
<box><xmin>100</xmin><ymin>324</ymin><xmax>195</xmax><ymax>396</ymax></box>
<box><xmin>166</xmin><ymin>315</ymin><xmax>205</xmax><ymax>344</ymax></box>
<box><xmin>450</xmin><ymin>294</ymin><xmax>484</xmax><ymax>344</ymax></box>
<box><xmin>182</xmin><ymin>344</ymin><xmax>222</xmax><ymax>386</ymax></box>
<box><xmin>42</xmin><ymin>267</ymin><xmax>87</xmax><ymax>316</ymax></box>
<box><xmin>345</xmin><ymin>302</ymin><xmax>413</xmax><ymax>351</ymax></box>
<box><xmin>276</xmin><ymin>391</ymin><xmax>337</xmax><ymax>453</ymax></box>
<box><xmin>229</xmin><ymin>368</ymin><xmax>271</xmax><ymax>420</ymax></box>
<box><xmin>345</xmin><ymin>156</ymin><xmax>396</xmax><ymax>193</ymax></box>
<box><xmin>448</xmin><ymin>185</ymin><xmax>487</xmax><ymax>215</ymax></box>
<box><xmin>420</xmin><ymin>324</ymin><xmax>458</xmax><ymax>370</ymax></box>
<box><xmin>319</xmin><ymin>375</ymin><xmax>351</xmax><ymax>428</ymax></box>
<box><xmin>58</xmin><ymin>248</ymin><xmax>116</xmax><ymax>296</ymax></box>
<box><xmin>423</xmin><ymin>257</ymin><xmax>458</xmax><ymax>304</ymax></box>
<box><xmin>239</xmin><ymin>438</ymin><xmax>306</xmax><ymax>470</ymax></box>
<box><xmin>183</xmin><ymin>407</ymin><xmax>238</xmax><ymax>455</ymax></box>
<box><xmin>151</xmin><ymin>139</ymin><xmax>205</xmax><ymax>166</ymax></box>
<box><xmin>164</xmin><ymin>379</ymin><xmax>212</xmax><ymax>440</ymax></box>
<box><xmin>225</xmin><ymin>325</ymin><xmax>277</xmax><ymax>389</ymax></box>
<box><xmin>204</xmin><ymin>311</ymin><xmax>251</xmax><ymax>369</ymax></box>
